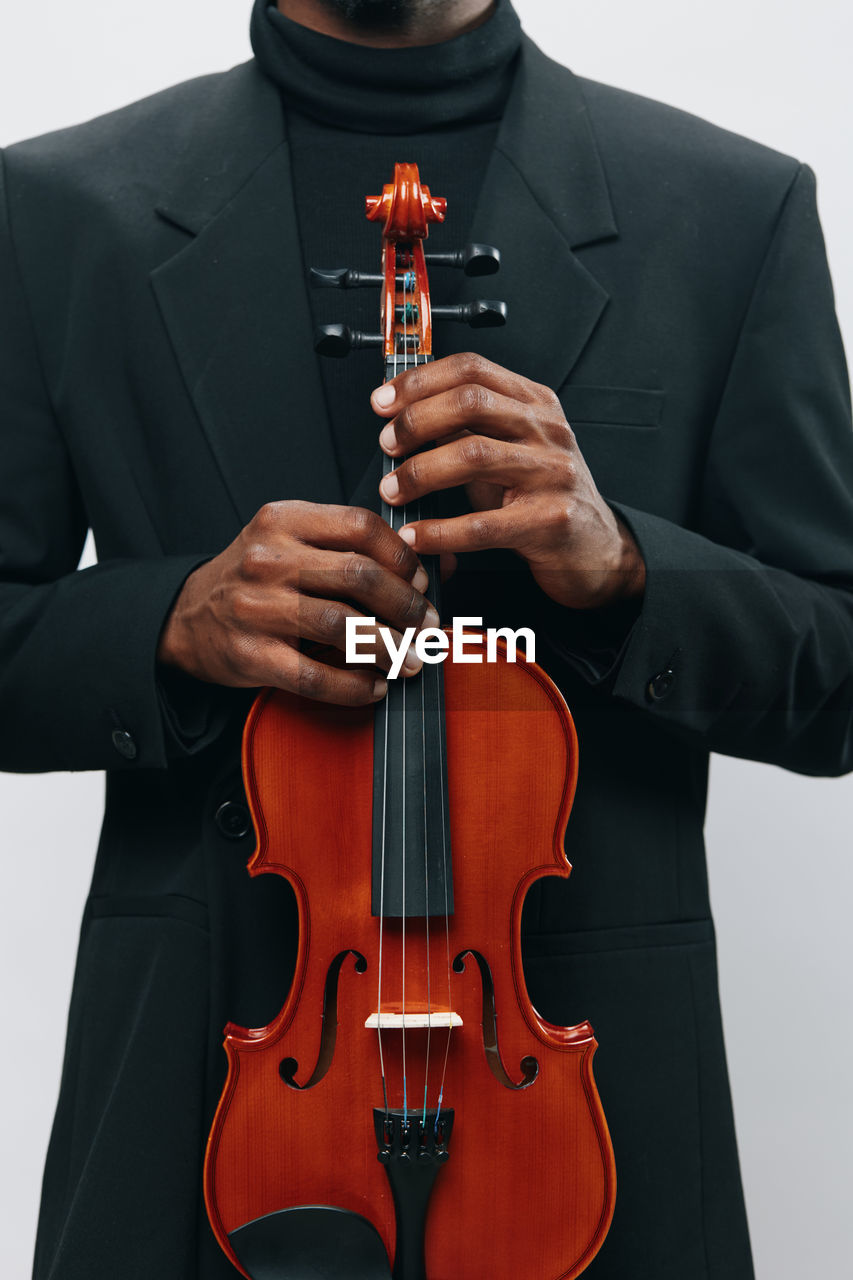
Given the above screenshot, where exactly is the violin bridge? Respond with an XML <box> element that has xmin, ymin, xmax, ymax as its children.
<box><xmin>364</xmin><ymin>1010</ymin><xmax>462</xmax><ymax>1030</ymax></box>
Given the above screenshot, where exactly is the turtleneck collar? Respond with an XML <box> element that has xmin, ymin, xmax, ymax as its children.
<box><xmin>249</xmin><ymin>0</ymin><xmax>522</xmax><ymax>134</ymax></box>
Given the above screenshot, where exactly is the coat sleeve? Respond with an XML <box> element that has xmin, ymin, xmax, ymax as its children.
<box><xmin>582</xmin><ymin>163</ymin><xmax>853</xmax><ymax>776</ymax></box>
<box><xmin>0</xmin><ymin>150</ymin><xmax>229</xmax><ymax>773</ymax></box>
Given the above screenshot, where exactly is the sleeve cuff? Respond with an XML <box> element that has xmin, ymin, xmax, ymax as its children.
<box><xmin>539</xmin><ymin>592</ymin><xmax>643</xmax><ymax>686</ymax></box>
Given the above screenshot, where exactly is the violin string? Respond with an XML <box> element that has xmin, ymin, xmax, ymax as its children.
<box><xmin>418</xmin><ymin>335</ymin><xmax>433</xmax><ymax>1126</ymax></box>
<box><xmin>435</xmin><ymin>649</ymin><xmax>453</xmax><ymax>1131</ymax></box>
<box><xmin>400</xmin><ymin>250</ymin><xmax>410</xmax><ymax>1124</ymax></box>
<box><xmin>392</xmin><ymin>243</ymin><xmax>398</xmax><ymax>383</ymax></box>
<box><xmin>410</xmin><ymin>262</ymin><xmax>434</xmax><ymax>1125</ymax></box>
<box><xmin>376</xmin><ymin>238</ymin><xmax>395</xmax><ymax>1121</ymax></box>
<box><xmin>377</xmin><ymin>662</ymin><xmax>390</xmax><ymax>1118</ymax></box>
<box><xmin>421</xmin><ymin>577</ymin><xmax>432</xmax><ymax>1127</ymax></box>
<box><xmin>413</xmin><ymin>258</ymin><xmax>451</xmax><ymax>1130</ymax></box>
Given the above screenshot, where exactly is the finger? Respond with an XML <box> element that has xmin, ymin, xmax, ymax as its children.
<box><xmin>254</xmin><ymin>500</ymin><xmax>426</xmax><ymax>587</ymax></box>
<box><xmin>293</xmin><ymin>546</ymin><xmax>439</xmax><ymax>635</ymax></box>
<box><xmin>243</xmin><ymin>638</ymin><xmax>389</xmax><ymax>706</ymax></box>
<box><xmin>399</xmin><ymin>507</ymin><xmax>539</xmax><ymax>556</ymax></box>
<box><xmin>371</xmin><ymin>352</ymin><xmax>543</xmax><ymax>417</ymax></box>
<box><xmin>310</xmin><ymin>505</ymin><xmax>426</xmax><ymax>585</ymax></box>
<box><xmin>289</xmin><ymin>597</ymin><xmax>424</xmax><ymax>676</ymax></box>
<box><xmin>380</xmin><ymin>436</ymin><xmax>549</xmax><ymax>507</ymax></box>
<box><xmin>378</xmin><ymin>385</ymin><xmax>544</xmax><ymax>458</ymax></box>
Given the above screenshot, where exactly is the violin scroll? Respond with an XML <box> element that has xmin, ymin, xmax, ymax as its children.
<box><xmin>365</xmin><ymin>162</ymin><xmax>446</xmax><ymax>240</ymax></box>
<box><xmin>311</xmin><ymin>161</ymin><xmax>506</xmax><ymax>366</ymax></box>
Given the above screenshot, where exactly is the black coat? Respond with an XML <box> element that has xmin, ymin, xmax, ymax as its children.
<box><xmin>3</xmin><ymin>32</ymin><xmax>853</xmax><ymax>1280</ymax></box>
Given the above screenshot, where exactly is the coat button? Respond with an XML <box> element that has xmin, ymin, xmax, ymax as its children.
<box><xmin>111</xmin><ymin>729</ymin><xmax>138</xmax><ymax>760</ymax></box>
<box><xmin>215</xmin><ymin>800</ymin><xmax>251</xmax><ymax>840</ymax></box>
<box><xmin>647</xmin><ymin>668</ymin><xmax>675</xmax><ymax>702</ymax></box>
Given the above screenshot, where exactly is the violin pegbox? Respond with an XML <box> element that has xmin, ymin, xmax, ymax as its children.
<box><xmin>310</xmin><ymin>162</ymin><xmax>507</xmax><ymax>371</ymax></box>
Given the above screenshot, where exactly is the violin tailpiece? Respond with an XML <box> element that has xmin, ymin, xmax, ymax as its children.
<box><xmin>374</xmin><ymin>1108</ymin><xmax>455</xmax><ymax>1280</ymax></box>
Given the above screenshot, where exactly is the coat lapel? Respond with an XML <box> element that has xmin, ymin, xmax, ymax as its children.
<box><xmin>149</xmin><ymin>40</ymin><xmax>617</xmax><ymax>526</ymax></box>
<box><xmin>151</xmin><ymin>63</ymin><xmax>344</xmax><ymax>526</ymax></box>
<box><xmin>438</xmin><ymin>36</ymin><xmax>617</xmax><ymax>391</ymax></box>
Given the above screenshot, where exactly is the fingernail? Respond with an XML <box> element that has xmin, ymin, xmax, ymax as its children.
<box><xmin>403</xmin><ymin>646</ymin><xmax>422</xmax><ymax>675</ymax></box>
<box><xmin>381</xmin><ymin>473</ymin><xmax>400</xmax><ymax>500</ymax></box>
<box><xmin>379</xmin><ymin>425</ymin><xmax>396</xmax><ymax>452</ymax></box>
<box><xmin>373</xmin><ymin>384</ymin><xmax>396</xmax><ymax>409</ymax></box>
<box><xmin>399</xmin><ymin>526</ymin><xmax>416</xmax><ymax>546</ymax></box>
<box><xmin>412</xmin><ymin>567</ymin><xmax>429</xmax><ymax>592</ymax></box>
<box><xmin>425</xmin><ymin>606</ymin><xmax>440</xmax><ymax>628</ymax></box>
<box><xmin>373</xmin><ymin>677</ymin><xmax>388</xmax><ymax>700</ymax></box>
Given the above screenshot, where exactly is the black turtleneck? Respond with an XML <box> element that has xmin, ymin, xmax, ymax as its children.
<box><xmin>250</xmin><ymin>0</ymin><xmax>521</xmax><ymax>499</ymax></box>
<box><xmin>250</xmin><ymin>0</ymin><xmax>521</xmax><ymax>133</ymax></box>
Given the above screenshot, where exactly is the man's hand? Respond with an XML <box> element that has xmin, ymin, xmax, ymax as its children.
<box><xmin>372</xmin><ymin>353</ymin><xmax>646</xmax><ymax>610</ymax></box>
<box><xmin>157</xmin><ymin>500</ymin><xmax>436</xmax><ymax>705</ymax></box>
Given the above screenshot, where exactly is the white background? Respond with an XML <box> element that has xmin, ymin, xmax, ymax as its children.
<box><xmin>0</xmin><ymin>2</ymin><xmax>851</xmax><ymax>1276</ymax></box>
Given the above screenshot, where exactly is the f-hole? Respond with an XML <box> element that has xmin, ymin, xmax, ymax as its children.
<box><xmin>453</xmin><ymin>950</ymin><xmax>539</xmax><ymax>1091</ymax></box>
<box><xmin>280</xmin><ymin>950</ymin><xmax>367</xmax><ymax>1090</ymax></box>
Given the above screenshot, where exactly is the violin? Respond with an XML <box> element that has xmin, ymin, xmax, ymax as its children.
<box><xmin>204</xmin><ymin>164</ymin><xmax>616</xmax><ymax>1280</ymax></box>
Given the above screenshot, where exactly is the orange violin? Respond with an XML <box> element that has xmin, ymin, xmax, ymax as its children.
<box><xmin>204</xmin><ymin>164</ymin><xmax>616</xmax><ymax>1280</ymax></box>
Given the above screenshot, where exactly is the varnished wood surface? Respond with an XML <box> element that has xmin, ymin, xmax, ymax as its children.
<box><xmin>204</xmin><ymin>645</ymin><xmax>616</xmax><ymax>1278</ymax></box>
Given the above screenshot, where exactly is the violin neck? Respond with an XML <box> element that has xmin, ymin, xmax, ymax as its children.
<box><xmin>379</xmin><ymin>353</ymin><xmax>443</xmax><ymax>616</ymax></box>
<box><xmin>374</xmin><ymin>352</ymin><xmax>453</xmax><ymax>920</ymax></box>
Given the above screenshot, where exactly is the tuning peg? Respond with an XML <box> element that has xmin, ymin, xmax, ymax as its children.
<box><xmin>314</xmin><ymin>324</ymin><xmax>384</xmax><ymax>357</ymax></box>
<box><xmin>310</xmin><ymin>267</ymin><xmax>384</xmax><ymax>289</ymax></box>
<box><xmin>424</xmin><ymin>243</ymin><xmax>501</xmax><ymax>277</ymax></box>
<box><xmin>431</xmin><ymin>299</ymin><xmax>508</xmax><ymax>329</ymax></box>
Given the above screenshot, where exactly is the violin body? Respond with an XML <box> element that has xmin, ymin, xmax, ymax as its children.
<box><xmin>205</xmin><ymin>640</ymin><xmax>616</xmax><ymax>1279</ymax></box>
